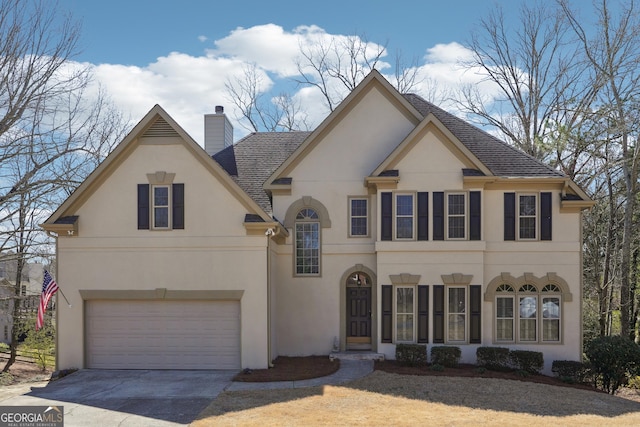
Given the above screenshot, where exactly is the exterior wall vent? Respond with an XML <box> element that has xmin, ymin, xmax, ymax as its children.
<box><xmin>143</xmin><ymin>117</ymin><xmax>180</xmax><ymax>138</ymax></box>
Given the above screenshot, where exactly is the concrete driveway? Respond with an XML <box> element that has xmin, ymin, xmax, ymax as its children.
<box><xmin>0</xmin><ymin>369</ymin><xmax>235</xmax><ymax>426</ymax></box>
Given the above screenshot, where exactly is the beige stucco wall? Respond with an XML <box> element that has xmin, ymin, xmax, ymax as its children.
<box><xmin>272</xmin><ymin>97</ymin><xmax>584</xmax><ymax>374</ymax></box>
<box><xmin>56</xmin><ymin>138</ymin><xmax>270</xmax><ymax>370</ymax></box>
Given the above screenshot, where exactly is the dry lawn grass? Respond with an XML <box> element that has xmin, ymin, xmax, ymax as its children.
<box><xmin>193</xmin><ymin>371</ymin><xmax>640</xmax><ymax>426</ymax></box>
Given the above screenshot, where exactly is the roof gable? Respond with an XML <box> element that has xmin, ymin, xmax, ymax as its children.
<box><xmin>264</xmin><ymin>70</ymin><xmax>423</xmax><ymax>187</ymax></box>
<box><xmin>370</xmin><ymin>113</ymin><xmax>493</xmax><ymax>177</ymax></box>
<box><xmin>43</xmin><ymin>105</ymin><xmax>274</xmax><ymax>228</ymax></box>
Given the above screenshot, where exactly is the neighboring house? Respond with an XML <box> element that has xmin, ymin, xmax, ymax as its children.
<box><xmin>0</xmin><ymin>259</ymin><xmax>45</xmax><ymax>343</ymax></box>
<box><xmin>43</xmin><ymin>71</ymin><xmax>593</xmax><ymax>373</ymax></box>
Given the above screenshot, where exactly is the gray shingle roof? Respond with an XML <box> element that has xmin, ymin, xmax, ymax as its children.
<box><xmin>213</xmin><ymin>131</ymin><xmax>312</xmax><ymax>214</ymax></box>
<box><xmin>402</xmin><ymin>94</ymin><xmax>564</xmax><ymax>177</ymax></box>
<box><xmin>212</xmin><ymin>94</ymin><xmax>564</xmax><ymax>215</ymax></box>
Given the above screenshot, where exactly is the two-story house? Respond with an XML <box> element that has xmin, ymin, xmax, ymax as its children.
<box><xmin>42</xmin><ymin>71</ymin><xmax>592</xmax><ymax>373</ymax></box>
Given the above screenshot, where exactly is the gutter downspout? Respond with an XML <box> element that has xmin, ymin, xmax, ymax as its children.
<box><xmin>266</xmin><ymin>228</ymin><xmax>274</xmax><ymax>368</ymax></box>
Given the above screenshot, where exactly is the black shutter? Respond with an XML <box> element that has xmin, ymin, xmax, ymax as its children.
<box><xmin>137</xmin><ymin>184</ymin><xmax>150</xmax><ymax>230</ymax></box>
<box><xmin>469</xmin><ymin>285</ymin><xmax>482</xmax><ymax>343</ymax></box>
<box><xmin>433</xmin><ymin>285</ymin><xmax>444</xmax><ymax>343</ymax></box>
<box><xmin>417</xmin><ymin>192</ymin><xmax>429</xmax><ymax>241</ymax></box>
<box><xmin>540</xmin><ymin>192</ymin><xmax>552</xmax><ymax>241</ymax></box>
<box><xmin>433</xmin><ymin>192</ymin><xmax>444</xmax><ymax>241</ymax></box>
<box><xmin>504</xmin><ymin>193</ymin><xmax>516</xmax><ymax>241</ymax></box>
<box><xmin>469</xmin><ymin>191</ymin><xmax>481</xmax><ymax>241</ymax></box>
<box><xmin>381</xmin><ymin>192</ymin><xmax>392</xmax><ymax>241</ymax></box>
<box><xmin>172</xmin><ymin>183</ymin><xmax>185</xmax><ymax>229</ymax></box>
<box><xmin>381</xmin><ymin>285</ymin><xmax>393</xmax><ymax>343</ymax></box>
<box><xmin>417</xmin><ymin>285</ymin><xmax>429</xmax><ymax>343</ymax></box>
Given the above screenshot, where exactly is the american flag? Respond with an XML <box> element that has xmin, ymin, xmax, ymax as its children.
<box><xmin>36</xmin><ymin>270</ymin><xmax>59</xmax><ymax>331</ymax></box>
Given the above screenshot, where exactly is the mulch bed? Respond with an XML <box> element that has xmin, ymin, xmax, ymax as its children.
<box><xmin>233</xmin><ymin>356</ymin><xmax>340</xmax><ymax>382</ymax></box>
<box><xmin>375</xmin><ymin>360</ymin><xmax>599</xmax><ymax>392</ymax></box>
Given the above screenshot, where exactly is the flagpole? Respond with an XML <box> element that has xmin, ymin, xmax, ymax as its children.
<box><xmin>57</xmin><ymin>287</ymin><xmax>72</xmax><ymax>307</ymax></box>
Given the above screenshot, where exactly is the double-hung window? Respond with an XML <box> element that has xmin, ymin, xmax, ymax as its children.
<box><xmin>518</xmin><ymin>194</ymin><xmax>537</xmax><ymax>239</ymax></box>
<box><xmin>152</xmin><ymin>185</ymin><xmax>170</xmax><ymax>229</ymax></box>
<box><xmin>295</xmin><ymin>208</ymin><xmax>320</xmax><ymax>275</ymax></box>
<box><xmin>447</xmin><ymin>287</ymin><xmax>466</xmax><ymax>341</ymax></box>
<box><xmin>395</xmin><ymin>286</ymin><xmax>414</xmax><ymax>342</ymax></box>
<box><xmin>447</xmin><ymin>193</ymin><xmax>466</xmax><ymax>239</ymax></box>
<box><xmin>519</xmin><ymin>284</ymin><xmax>538</xmax><ymax>341</ymax></box>
<box><xmin>495</xmin><ymin>284</ymin><xmax>515</xmax><ymax>341</ymax></box>
<box><xmin>349</xmin><ymin>198</ymin><xmax>368</xmax><ymax>237</ymax></box>
<box><xmin>395</xmin><ymin>194</ymin><xmax>414</xmax><ymax>239</ymax></box>
<box><xmin>541</xmin><ymin>284</ymin><xmax>561</xmax><ymax>342</ymax></box>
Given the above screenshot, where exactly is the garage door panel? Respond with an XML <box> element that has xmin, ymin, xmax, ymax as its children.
<box><xmin>86</xmin><ymin>300</ymin><xmax>240</xmax><ymax>369</ymax></box>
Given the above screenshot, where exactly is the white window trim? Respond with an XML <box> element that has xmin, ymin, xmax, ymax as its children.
<box><xmin>495</xmin><ymin>294</ymin><xmax>515</xmax><ymax>343</ymax></box>
<box><xmin>152</xmin><ymin>184</ymin><xmax>171</xmax><ymax>230</ymax></box>
<box><xmin>294</xmin><ymin>209</ymin><xmax>321</xmax><ymax>276</ymax></box>
<box><xmin>394</xmin><ymin>192</ymin><xmax>416</xmax><ymax>241</ymax></box>
<box><xmin>348</xmin><ymin>197</ymin><xmax>369</xmax><ymax>238</ymax></box>
<box><xmin>394</xmin><ymin>285</ymin><xmax>416</xmax><ymax>343</ymax></box>
<box><xmin>446</xmin><ymin>192</ymin><xmax>468</xmax><ymax>240</ymax></box>
<box><xmin>541</xmin><ymin>293</ymin><xmax>562</xmax><ymax>343</ymax></box>
<box><xmin>517</xmin><ymin>193</ymin><xmax>538</xmax><ymax>241</ymax></box>
<box><xmin>446</xmin><ymin>286</ymin><xmax>467</xmax><ymax>343</ymax></box>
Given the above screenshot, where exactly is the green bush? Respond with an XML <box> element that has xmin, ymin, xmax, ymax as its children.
<box><xmin>509</xmin><ymin>350</ymin><xmax>543</xmax><ymax>374</ymax></box>
<box><xmin>476</xmin><ymin>347</ymin><xmax>511</xmax><ymax>371</ymax></box>
<box><xmin>627</xmin><ymin>376</ymin><xmax>640</xmax><ymax>390</ymax></box>
<box><xmin>430</xmin><ymin>364</ymin><xmax>445</xmax><ymax>372</ymax></box>
<box><xmin>585</xmin><ymin>335</ymin><xmax>640</xmax><ymax>394</ymax></box>
<box><xmin>430</xmin><ymin>346</ymin><xmax>461</xmax><ymax>368</ymax></box>
<box><xmin>551</xmin><ymin>360</ymin><xmax>589</xmax><ymax>384</ymax></box>
<box><xmin>395</xmin><ymin>343</ymin><xmax>427</xmax><ymax>367</ymax></box>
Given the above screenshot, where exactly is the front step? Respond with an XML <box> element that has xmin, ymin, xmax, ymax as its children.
<box><xmin>329</xmin><ymin>351</ymin><xmax>385</xmax><ymax>361</ymax></box>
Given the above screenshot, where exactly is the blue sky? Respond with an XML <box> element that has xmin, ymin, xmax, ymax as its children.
<box><xmin>61</xmin><ymin>0</ymin><xmax>506</xmax><ymax>66</ymax></box>
<box><xmin>52</xmin><ymin>0</ymin><xmax>555</xmax><ymax>142</ymax></box>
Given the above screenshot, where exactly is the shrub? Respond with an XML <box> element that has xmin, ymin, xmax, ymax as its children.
<box><xmin>395</xmin><ymin>343</ymin><xmax>427</xmax><ymax>367</ymax></box>
<box><xmin>551</xmin><ymin>360</ymin><xmax>589</xmax><ymax>384</ymax></box>
<box><xmin>509</xmin><ymin>350</ymin><xmax>543</xmax><ymax>374</ymax></box>
<box><xmin>627</xmin><ymin>376</ymin><xmax>640</xmax><ymax>390</ymax></box>
<box><xmin>476</xmin><ymin>347</ymin><xmax>511</xmax><ymax>371</ymax></box>
<box><xmin>430</xmin><ymin>346</ymin><xmax>461</xmax><ymax>368</ymax></box>
<box><xmin>430</xmin><ymin>364</ymin><xmax>444</xmax><ymax>372</ymax></box>
<box><xmin>585</xmin><ymin>335</ymin><xmax>640</xmax><ymax>394</ymax></box>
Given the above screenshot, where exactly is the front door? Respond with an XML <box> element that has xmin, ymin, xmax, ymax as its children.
<box><xmin>346</xmin><ymin>287</ymin><xmax>372</xmax><ymax>349</ymax></box>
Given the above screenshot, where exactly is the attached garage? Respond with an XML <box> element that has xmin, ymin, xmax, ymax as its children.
<box><xmin>85</xmin><ymin>300</ymin><xmax>240</xmax><ymax>369</ymax></box>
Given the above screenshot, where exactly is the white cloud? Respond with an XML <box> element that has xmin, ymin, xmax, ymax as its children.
<box><xmin>85</xmin><ymin>28</ymin><xmax>503</xmax><ymax>145</ymax></box>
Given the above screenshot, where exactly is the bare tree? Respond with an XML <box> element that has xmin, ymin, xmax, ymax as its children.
<box><xmin>225</xmin><ymin>63</ymin><xmax>310</xmax><ymax>132</ymax></box>
<box><xmin>561</xmin><ymin>0</ymin><xmax>640</xmax><ymax>339</ymax></box>
<box><xmin>0</xmin><ymin>0</ymin><xmax>128</xmax><ymax>372</ymax></box>
<box><xmin>293</xmin><ymin>33</ymin><xmax>387</xmax><ymax>112</ymax></box>
<box><xmin>457</xmin><ymin>1</ymin><xmax>595</xmax><ymax>162</ymax></box>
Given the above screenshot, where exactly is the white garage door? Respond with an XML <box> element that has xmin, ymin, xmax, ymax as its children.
<box><xmin>85</xmin><ymin>300</ymin><xmax>240</xmax><ymax>369</ymax></box>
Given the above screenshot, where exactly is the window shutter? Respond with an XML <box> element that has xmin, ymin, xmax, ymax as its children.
<box><xmin>470</xmin><ymin>285</ymin><xmax>482</xmax><ymax>343</ymax></box>
<box><xmin>540</xmin><ymin>192</ymin><xmax>552</xmax><ymax>241</ymax></box>
<box><xmin>137</xmin><ymin>184</ymin><xmax>150</xmax><ymax>230</ymax></box>
<box><xmin>172</xmin><ymin>183</ymin><xmax>185</xmax><ymax>229</ymax></box>
<box><xmin>433</xmin><ymin>192</ymin><xmax>444</xmax><ymax>241</ymax></box>
<box><xmin>504</xmin><ymin>193</ymin><xmax>516</xmax><ymax>241</ymax></box>
<box><xmin>433</xmin><ymin>285</ymin><xmax>444</xmax><ymax>343</ymax></box>
<box><xmin>417</xmin><ymin>192</ymin><xmax>429</xmax><ymax>241</ymax></box>
<box><xmin>381</xmin><ymin>285</ymin><xmax>393</xmax><ymax>343</ymax></box>
<box><xmin>381</xmin><ymin>192</ymin><xmax>392</xmax><ymax>241</ymax></box>
<box><xmin>417</xmin><ymin>285</ymin><xmax>429</xmax><ymax>343</ymax></box>
<box><xmin>469</xmin><ymin>191</ymin><xmax>481</xmax><ymax>241</ymax></box>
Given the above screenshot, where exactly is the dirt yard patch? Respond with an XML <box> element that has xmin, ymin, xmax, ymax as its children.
<box><xmin>0</xmin><ymin>359</ymin><xmax>51</xmax><ymax>386</ymax></box>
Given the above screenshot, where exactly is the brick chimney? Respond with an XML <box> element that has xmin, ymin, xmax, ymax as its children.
<box><xmin>204</xmin><ymin>105</ymin><xmax>233</xmax><ymax>156</ymax></box>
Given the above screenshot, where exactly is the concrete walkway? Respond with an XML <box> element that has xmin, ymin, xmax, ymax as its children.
<box><xmin>226</xmin><ymin>359</ymin><xmax>374</xmax><ymax>391</ymax></box>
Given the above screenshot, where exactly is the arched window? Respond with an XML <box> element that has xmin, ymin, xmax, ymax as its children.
<box><xmin>486</xmin><ymin>274</ymin><xmax>566</xmax><ymax>344</ymax></box>
<box><xmin>295</xmin><ymin>208</ymin><xmax>320</xmax><ymax>275</ymax></box>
